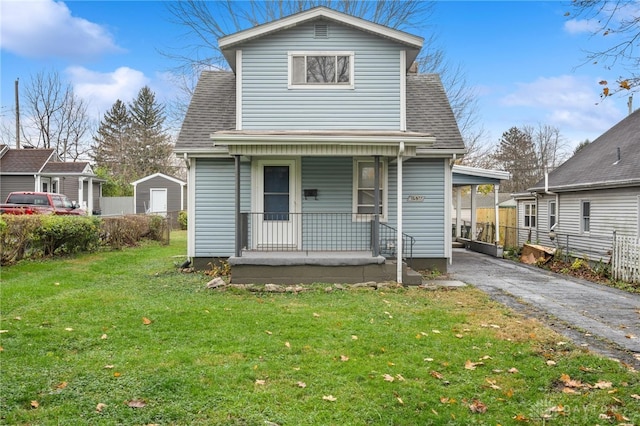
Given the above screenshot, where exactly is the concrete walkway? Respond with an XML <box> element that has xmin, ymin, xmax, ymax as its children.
<box><xmin>449</xmin><ymin>248</ymin><xmax>640</xmax><ymax>367</ymax></box>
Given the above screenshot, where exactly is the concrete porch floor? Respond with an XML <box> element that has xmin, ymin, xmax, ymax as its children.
<box><xmin>229</xmin><ymin>250</ymin><xmax>385</xmax><ymax>266</ymax></box>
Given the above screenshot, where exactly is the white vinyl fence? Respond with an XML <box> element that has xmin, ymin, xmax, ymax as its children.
<box><xmin>611</xmin><ymin>233</ymin><xmax>640</xmax><ymax>284</ymax></box>
<box><xmin>100</xmin><ymin>196</ymin><xmax>134</xmax><ymax>216</ymax></box>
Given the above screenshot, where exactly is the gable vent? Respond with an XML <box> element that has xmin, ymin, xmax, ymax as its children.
<box><xmin>314</xmin><ymin>24</ymin><xmax>329</xmax><ymax>38</ymax></box>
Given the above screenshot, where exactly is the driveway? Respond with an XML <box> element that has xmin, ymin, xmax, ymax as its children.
<box><xmin>448</xmin><ymin>248</ymin><xmax>640</xmax><ymax>369</ymax></box>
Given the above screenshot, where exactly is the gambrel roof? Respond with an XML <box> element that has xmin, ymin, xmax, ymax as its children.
<box><xmin>528</xmin><ymin>108</ymin><xmax>640</xmax><ymax>192</ymax></box>
<box><xmin>175</xmin><ymin>71</ymin><xmax>465</xmax><ymax>153</ymax></box>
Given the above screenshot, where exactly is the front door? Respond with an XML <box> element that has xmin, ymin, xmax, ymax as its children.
<box><xmin>254</xmin><ymin>159</ymin><xmax>299</xmax><ymax>249</ymax></box>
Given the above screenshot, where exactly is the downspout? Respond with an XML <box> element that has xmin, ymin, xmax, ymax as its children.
<box><xmin>396</xmin><ymin>142</ymin><xmax>405</xmax><ymax>284</ymax></box>
<box><xmin>544</xmin><ymin>169</ymin><xmax>559</xmax><ymax>237</ymax></box>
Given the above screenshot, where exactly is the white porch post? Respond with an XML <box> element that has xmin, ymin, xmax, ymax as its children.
<box><xmin>494</xmin><ymin>184</ymin><xmax>500</xmax><ymax>244</ymax></box>
<box><xmin>455</xmin><ymin>187</ymin><xmax>462</xmax><ymax>238</ymax></box>
<box><xmin>470</xmin><ymin>185</ymin><xmax>477</xmax><ymax>241</ymax></box>
<box><xmin>77</xmin><ymin>178</ymin><xmax>84</xmax><ymax>208</ymax></box>
<box><xmin>87</xmin><ymin>177</ymin><xmax>94</xmax><ymax>216</ymax></box>
<box><xmin>396</xmin><ymin>143</ymin><xmax>404</xmax><ymax>284</ymax></box>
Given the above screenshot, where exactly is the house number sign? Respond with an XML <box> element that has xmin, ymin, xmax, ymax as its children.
<box><xmin>407</xmin><ymin>195</ymin><xmax>424</xmax><ymax>202</ymax></box>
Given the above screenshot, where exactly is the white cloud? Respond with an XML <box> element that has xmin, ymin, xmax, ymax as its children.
<box><xmin>563</xmin><ymin>19</ymin><xmax>600</xmax><ymax>35</ymax></box>
<box><xmin>0</xmin><ymin>0</ymin><xmax>121</xmax><ymax>59</ymax></box>
<box><xmin>500</xmin><ymin>75</ymin><xmax>624</xmax><ymax>138</ymax></box>
<box><xmin>67</xmin><ymin>66</ymin><xmax>149</xmax><ymax>118</ymax></box>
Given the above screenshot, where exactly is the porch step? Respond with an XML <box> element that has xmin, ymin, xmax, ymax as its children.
<box><xmin>452</xmin><ymin>240</ymin><xmax>465</xmax><ymax>248</ymax></box>
<box><xmin>403</xmin><ymin>266</ymin><xmax>424</xmax><ymax>286</ymax></box>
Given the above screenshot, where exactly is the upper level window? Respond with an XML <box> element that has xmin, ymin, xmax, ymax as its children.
<box><xmin>289</xmin><ymin>52</ymin><xmax>354</xmax><ymax>88</ymax></box>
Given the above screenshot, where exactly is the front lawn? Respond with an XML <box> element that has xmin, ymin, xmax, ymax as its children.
<box><xmin>1</xmin><ymin>231</ymin><xmax>638</xmax><ymax>425</ymax></box>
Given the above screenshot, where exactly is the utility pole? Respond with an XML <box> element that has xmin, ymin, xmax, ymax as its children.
<box><xmin>15</xmin><ymin>78</ymin><xmax>20</xmax><ymax>149</ymax></box>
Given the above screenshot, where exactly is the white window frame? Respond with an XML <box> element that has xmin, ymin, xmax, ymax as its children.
<box><xmin>581</xmin><ymin>200</ymin><xmax>591</xmax><ymax>233</ymax></box>
<box><xmin>524</xmin><ymin>202</ymin><xmax>536</xmax><ymax>228</ymax></box>
<box><xmin>548</xmin><ymin>200</ymin><xmax>556</xmax><ymax>231</ymax></box>
<box><xmin>352</xmin><ymin>158</ymin><xmax>388</xmax><ymax>222</ymax></box>
<box><xmin>288</xmin><ymin>51</ymin><xmax>355</xmax><ymax>89</ymax></box>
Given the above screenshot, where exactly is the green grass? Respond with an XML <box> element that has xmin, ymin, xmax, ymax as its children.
<box><xmin>1</xmin><ymin>231</ymin><xmax>638</xmax><ymax>425</ymax></box>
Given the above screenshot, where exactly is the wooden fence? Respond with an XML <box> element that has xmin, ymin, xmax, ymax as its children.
<box><xmin>612</xmin><ymin>234</ymin><xmax>640</xmax><ymax>284</ymax></box>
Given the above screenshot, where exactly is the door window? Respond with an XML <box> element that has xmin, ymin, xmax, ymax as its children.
<box><xmin>264</xmin><ymin>166</ymin><xmax>289</xmax><ymax>221</ymax></box>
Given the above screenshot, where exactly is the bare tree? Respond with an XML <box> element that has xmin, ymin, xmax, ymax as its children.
<box><xmin>522</xmin><ymin>124</ymin><xmax>570</xmax><ymax>173</ymax></box>
<box><xmin>22</xmin><ymin>70</ymin><xmax>92</xmax><ymax>160</ymax></box>
<box><xmin>163</xmin><ymin>1</ymin><xmax>482</xmax><ymax>145</ymax></box>
<box><xmin>568</xmin><ymin>1</ymin><xmax>640</xmax><ymax>96</ymax></box>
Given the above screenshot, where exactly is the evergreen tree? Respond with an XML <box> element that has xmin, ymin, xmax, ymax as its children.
<box><xmin>129</xmin><ymin>86</ymin><xmax>174</xmax><ymax>180</ymax></box>
<box><xmin>91</xmin><ymin>99</ymin><xmax>132</xmax><ymax>180</ymax></box>
<box><xmin>492</xmin><ymin>127</ymin><xmax>540</xmax><ymax>193</ymax></box>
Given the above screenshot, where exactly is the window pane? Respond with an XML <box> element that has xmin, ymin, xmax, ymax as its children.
<box><xmin>525</xmin><ymin>204</ymin><xmax>530</xmax><ymax>215</ymax></box>
<box><xmin>292</xmin><ymin>56</ymin><xmax>305</xmax><ymax>84</ymax></box>
<box><xmin>264</xmin><ymin>166</ymin><xmax>289</xmax><ymax>193</ymax></box>
<box><xmin>358</xmin><ymin>190</ymin><xmax>374</xmax><ymax>205</ymax></box>
<box><xmin>307</xmin><ymin>56</ymin><xmax>336</xmax><ymax>83</ymax></box>
<box><xmin>582</xmin><ymin>201</ymin><xmax>590</xmax><ymax>217</ymax></box>
<box><xmin>337</xmin><ymin>56</ymin><xmax>349</xmax><ymax>83</ymax></box>
<box><xmin>358</xmin><ymin>163</ymin><xmax>375</xmax><ymax>188</ymax></box>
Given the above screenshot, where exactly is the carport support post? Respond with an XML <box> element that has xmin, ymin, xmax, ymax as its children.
<box><xmin>494</xmin><ymin>184</ymin><xmax>500</xmax><ymax>244</ymax></box>
<box><xmin>235</xmin><ymin>155</ymin><xmax>241</xmax><ymax>258</ymax></box>
<box><xmin>470</xmin><ymin>185</ymin><xmax>477</xmax><ymax>241</ymax></box>
<box><xmin>456</xmin><ymin>188</ymin><xmax>462</xmax><ymax>238</ymax></box>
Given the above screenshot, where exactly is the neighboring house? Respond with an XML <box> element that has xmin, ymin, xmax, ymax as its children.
<box><xmin>132</xmin><ymin>172</ymin><xmax>187</xmax><ymax>228</ymax></box>
<box><xmin>0</xmin><ymin>145</ymin><xmax>103</xmax><ymax>215</ymax></box>
<box><xmin>175</xmin><ymin>7</ymin><xmax>466</xmax><ymax>284</ymax></box>
<box><xmin>514</xmin><ymin>108</ymin><xmax>640</xmax><ymax>261</ymax></box>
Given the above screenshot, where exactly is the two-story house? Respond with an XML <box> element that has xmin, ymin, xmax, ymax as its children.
<box><xmin>175</xmin><ymin>7</ymin><xmax>466</xmax><ymax>284</ymax></box>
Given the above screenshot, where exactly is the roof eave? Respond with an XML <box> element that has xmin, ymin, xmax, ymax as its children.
<box><xmin>528</xmin><ymin>178</ymin><xmax>640</xmax><ymax>193</ymax></box>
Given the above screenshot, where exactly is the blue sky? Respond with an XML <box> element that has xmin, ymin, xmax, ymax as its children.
<box><xmin>0</xmin><ymin>0</ymin><xmax>633</xmax><ymax>151</ymax></box>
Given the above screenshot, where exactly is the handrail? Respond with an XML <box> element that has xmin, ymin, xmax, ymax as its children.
<box><xmin>379</xmin><ymin>222</ymin><xmax>414</xmax><ymax>265</ymax></box>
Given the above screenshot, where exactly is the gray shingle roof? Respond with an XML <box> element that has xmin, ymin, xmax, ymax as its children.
<box><xmin>41</xmin><ymin>162</ymin><xmax>90</xmax><ymax>174</ymax></box>
<box><xmin>529</xmin><ymin>108</ymin><xmax>640</xmax><ymax>191</ymax></box>
<box><xmin>175</xmin><ymin>71</ymin><xmax>464</xmax><ymax>152</ymax></box>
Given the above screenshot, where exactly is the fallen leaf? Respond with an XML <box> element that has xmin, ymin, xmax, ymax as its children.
<box><xmin>313</xmin><ymin>313</ymin><xmax>320</xmax><ymax>317</ymax></box>
<box><xmin>485</xmin><ymin>379</ymin><xmax>501</xmax><ymax>390</ymax></box>
<box><xmin>104</xmin><ymin>364</ymin><xmax>114</xmax><ymax>369</ymax></box>
<box><xmin>383</xmin><ymin>374</ymin><xmax>395</xmax><ymax>382</ymax></box>
<box><xmin>265</xmin><ymin>330</ymin><xmax>272</xmax><ymax>335</ymax></box>
<box><xmin>513</xmin><ymin>414</ymin><xmax>528</xmax><ymax>421</ymax></box>
<box><xmin>56</xmin><ymin>381</ymin><xmax>68</xmax><ymax>390</ymax></box>
<box><xmin>14</xmin><ymin>316</ymin><xmax>21</xmax><ymax>320</ymax></box>
<box><xmin>296</xmin><ymin>381</ymin><xmax>306</xmax><ymax>388</ymax></box>
<box><xmin>469</xmin><ymin>399</ymin><xmax>487</xmax><ymax>413</ymax></box>
<box><xmin>625</xmin><ymin>334</ymin><xmax>637</xmax><ymax>339</ymax></box>
<box><xmin>126</xmin><ymin>399</ymin><xmax>146</xmax><ymax>408</ymax></box>
<box><xmin>387</xmin><ymin>362</ymin><xmax>395</xmax><ymax>366</ymax></box>
<box><xmin>101</xmin><ymin>334</ymin><xmax>108</xmax><ymax>340</ymax></box>
<box><xmin>424</xmin><ymin>357</ymin><xmax>434</xmax><ymax>362</ymax></box>
<box><xmin>546</xmin><ymin>360</ymin><xmax>556</xmax><ymax>366</ymax></box>
<box><xmin>96</xmin><ymin>403</ymin><xmax>107</xmax><ymax>413</ymax></box>
<box><xmin>322</xmin><ymin>395</ymin><xmax>337</xmax><ymax>402</ymax></box>
<box><xmin>340</xmin><ymin>355</ymin><xmax>349</xmax><ymax>362</ymax></box>
<box><xmin>0</xmin><ymin>330</ymin><xmax>9</xmax><ymax>333</ymax></box>
<box><xmin>430</xmin><ymin>371</ymin><xmax>444</xmax><ymax>380</ymax></box>
<box><xmin>142</xmin><ymin>317</ymin><xmax>152</xmax><ymax>325</ymax></box>
<box><xmin>455</xmin><ymin>334</ymin><xmax>463</xmax><ymax>339</ymax></box>
<box><xmin>0</xmin><ymin>346</ymin><xmax>3</xmax><ymax>352</ymax></box>
<box><xmin>65</xmin><ymin>327</ymin><xmax>74</xmax><ymax>332</ymax></box>
<box><xmin>592</xmin><ymin>380</ymin><xmax>612</xmax><ymax>389</ymax></box>
<box><xmin>507</xmin><ymin>368</ymin><xmax>519</xmax><ymax>374</ymax></box>
<box><xmin>432</xmin><ymin>329</ymin><xmax>441</xmax><ymax>334</ymax></box>
<box><xmin>114</xmin><ymin>372</ymin><xmax>121</xmax><ymax>377</ymax></box>
<box><xmin>631</xmin><ymin>394</ymin><xmax>640</xmax><ymax>400</ymax></box>
<box><xmin>255</xmin><ymin>379</ymin><xmax>266</xmax><ymax>385</ymax></box>
<box><xmin>285</xmin><ymin>341</ymin><xmax>291</xmax><ymax>348</ymax></box>
<box><xmin>351</xmin><ymin>335</ymin><xmax>358</xmax><ymax>340</ymax></box>
<box><xmin>440</xmin><ymin>396</ymin><xmax>456</xmax><ymax>404</ymax></box>
<box><xmin>31</xmin><ymin>400</ymin><xmax>39</xmax><ymax>409</ymax></box>
<box><xmin>465</xmin><ymin>360</ymin><xmax>484</xmax><ymax>370</ymax></box>
<box><xmin>397</xmin><ymin>397</ymin><xmax>404</xmax><ymax>405</ymax></box>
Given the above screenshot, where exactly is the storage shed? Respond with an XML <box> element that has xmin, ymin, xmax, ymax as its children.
<box><xmin>132</xmin><ymin>173</ymin><xmax>186</xmax><ymax>228</ymax></box>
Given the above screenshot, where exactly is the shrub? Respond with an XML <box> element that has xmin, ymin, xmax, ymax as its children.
<box><xmin>32</xmin><ymin>216</ymin><xmax>101</xmax><ymax>256</ymax></box>
<box><xmin>0</xmin><ymin>215</ymin><xmax>43</xmax><ymax>264</ymax></box>
<box><xmin>178</xmin><ymin>210</ymin><xmax>187</xmax><ymax>230</ymax></box>
<box><xmin>100</xmin><ymin>215</ymin><xmax>151</xmax><ymax>249</ymax></box>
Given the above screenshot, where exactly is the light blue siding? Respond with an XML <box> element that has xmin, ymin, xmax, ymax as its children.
<box><xmin>388</xmin><ymin>159</ymin><xmax>446</xmax><ymax>257</ymax></box>
<box><xmin>240</xmin><ymin>21</ymin><xmax>402</xmax><ymax>130</ymax></box>
<box><xmin>194</xmin><ymin>158</ymin><xmax>250</xmax><ymax>257</ymax></box>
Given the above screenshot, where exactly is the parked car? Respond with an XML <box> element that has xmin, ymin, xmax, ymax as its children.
<box><xmin>0</xmin><ymin>192</ymin><xmax>86</xmax><ymax>215</ymax></box>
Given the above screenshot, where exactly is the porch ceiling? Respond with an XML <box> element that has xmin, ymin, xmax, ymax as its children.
<box><xmin>226</xmin><ymin>144</ymin><xmax>417</xmax><ymax>157</ymax></box>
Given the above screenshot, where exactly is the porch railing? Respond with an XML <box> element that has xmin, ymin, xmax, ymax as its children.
<box><xmin>379</xmin><ymin>222</ymin><xmax>415</xmax><ymax>265</ymax></box>
<box><xmin>239</xmin><ymin>212</ymin><xmax>414</xmax><ymax>262</ymax></box>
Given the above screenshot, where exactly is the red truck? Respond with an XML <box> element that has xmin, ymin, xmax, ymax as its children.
<box><xmin>0</xmin><ymin>192</ymin><xmax>86</xmax><ymax>215</ymax></box>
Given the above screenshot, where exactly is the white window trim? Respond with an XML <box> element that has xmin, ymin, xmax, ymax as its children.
<box><xmin>524</xmin><ymin>202</ymin><xmax>536</xmax><ymax>228</ymax></box>
<box><xmin>352</xmin><ymin>158</ymin><xmax>388</xmax><ymax>222</ymax></box>
<box><xmin>288</xmin><ymin>51</ymin><xmax>355</xmax><ymax>89</ymax></box>
<box><xmin>548</xmin><ymin>200</ymin><xmax>556</xmax><ymax>231</ymax></box>
<box><xmin>581</xmin><ymin>199</ymin><xmax>591</xmax><ymax>234</ymax></box>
